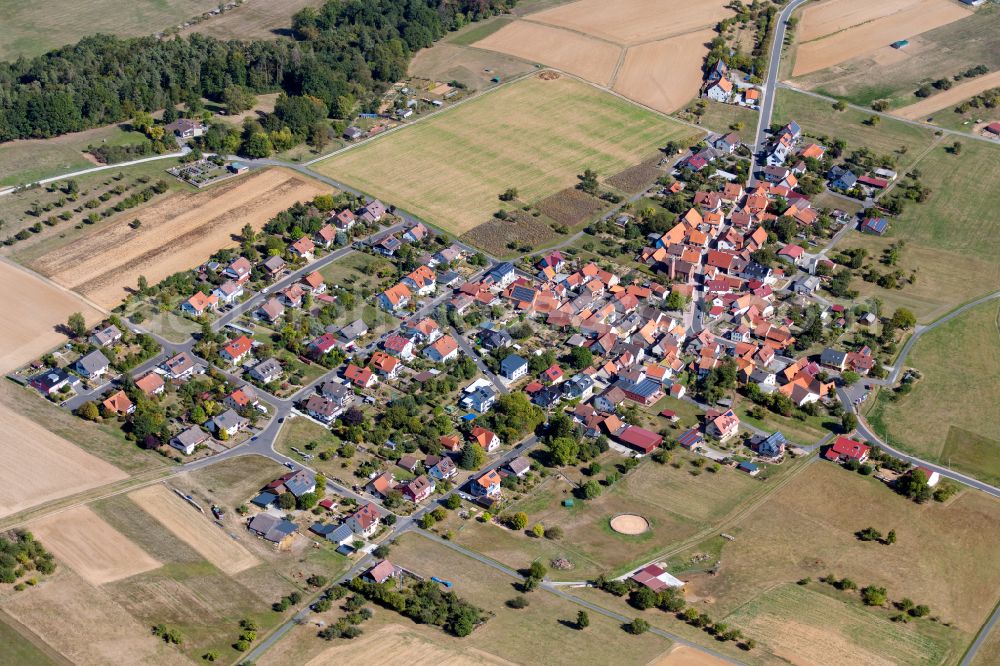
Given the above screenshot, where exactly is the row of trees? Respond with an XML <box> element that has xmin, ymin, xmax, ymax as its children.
<box><xmin>0</xmin><ymin>0</ymin><xmax>515</xmax><ymax>142</ymax></box>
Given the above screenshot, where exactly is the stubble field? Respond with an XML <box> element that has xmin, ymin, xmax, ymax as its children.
<box><xmin>470</xmin><ymin>0</ymin><xmax>731</xmax><ymax>113</ymax></box>
<box><xmin>29</xmin><ymin>506</ymin><xmax>161</xmax><ymax>585</ymax></box>
<box><xmin>29</xmin><ymin>167</ymin><xmax>328</xmax><ymax>309</ymax></box>
<box><xmin>791</xmin><ymin>0</ymin><xmax>972</xmax><ymax>77</ymax></box>
<box><xmin>179</xmin><ymin>0</ymin><xmax>324</xmax><ymax>40</ymax></box>
<box><xmin>0</xmin><ymin>259</ymin><xmax>102</xmax><ymax>373</ymax></box>
<box><xmin>129</xmin><ymin>484</ymin><xmax>260</xmax><ymax>575</ymax></box>
<box><xmin>894</xmin><ymin>70</ymin><xmax>1000</xmax><ymax>119</ymax></box>
<box><xmin>316</xmin><ymin>74</ymin><xmax>695</xmax><ymax>236</ymax></box>
<box><xmin>0</xmin><ymin>401</ymin><xmax>127</xmax><ymax>519</ymax></box>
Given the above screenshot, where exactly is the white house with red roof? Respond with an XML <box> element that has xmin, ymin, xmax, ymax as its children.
<box><xmin>824</xmin><ymin>437</ymin><xmax>870</xmax><ymax>464</ymax></box>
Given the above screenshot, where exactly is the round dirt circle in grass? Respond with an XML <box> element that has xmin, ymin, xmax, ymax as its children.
<box><xmin>609</xmin><ymin>514</ymin><xmax>650</xmax><ymax>535</ymax></box>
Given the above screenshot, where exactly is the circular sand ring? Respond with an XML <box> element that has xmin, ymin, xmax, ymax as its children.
<box><xmin>610</xmin><ymin>514</ymin><xmax>650</xmax><ymax>535</ymax></box>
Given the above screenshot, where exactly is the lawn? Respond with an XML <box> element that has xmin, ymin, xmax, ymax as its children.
<box><xmin>0</xmin><ymin>0</ymin><xmax>220</xmax><ymax>60</ymax></box>
<box><xmin>732</xmin><ymin>396</ymin><xmax>837</xmax><ymax>446</ymax></box>
<box><xmin>0</xmin><ymin>614</ymin><xmax>61</xmax><ymax>666</ymax></box>
<box><xmin>315</xmin><ymin>73</ymin><xmax>700</xmax><ymax>236</ymax></box>
<box><xmin>674</xmin><ymin>99</ymin><xmax>759</xmax><ymax>135</ymax></box>
<box><xmin>867</xmin><ymin>299</ymin><xmax>1000</xmax><ymax>486</ymax></box>
<box><xmin>792</xmin><ymin>7</ymin><xmax>1000</xmax><ymax>110</ymax></box>
<box><xmin>772</xmin><ymin>88</ymin><xmax>936</xmax><ymax>171</ymax></box>
<box><xmin>441</xmin><ymin>452</ymin><xmax>771</xmax><ymax>581</ymax></box>
<box><xmin>683</xmin><ymin>461</ymin><xmax>1000</xmax><ymax>645</ymax></box>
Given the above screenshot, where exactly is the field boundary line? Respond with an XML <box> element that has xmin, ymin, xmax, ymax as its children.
<box><xmin>517</xmin><ymin>16</ymin><xmax>627</xmax><ymax>49</ymax></box>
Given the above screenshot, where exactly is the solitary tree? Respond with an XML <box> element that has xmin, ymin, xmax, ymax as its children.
<box><xmin>577</xmin><ymin>610</ymin><xmax>590</xmax><ymax>629</ymax></box>
<box><xmin>885</xmin><ymin>529</ymin><xmax>897</xmax><ymax>545</ymax></box>
<box><xmin>67</xmin><ymin>312</ymin><xmax>87</xmax><ymax>337</ymax></box>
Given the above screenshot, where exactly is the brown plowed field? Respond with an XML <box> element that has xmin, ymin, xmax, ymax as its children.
<box><xmin>30</xmin><ymin>506</ymin><xmax>161</xmax><ymax>585</ymax></box>
<box><xmin>474</xmin><ymin>21</ymin><xmax>621</xmax><ymax>86</ymax></box>
<box><xmin>0</xmin><ymin>401</ymin><xmax>126</xmax><ymax>519</ymax></box>
<box><xmin>31</xmin><ymin>168</ymin><xmax>328</xmax><ymax>309</ymax></box>
<box><xmin>894</xmin><ymin>69</ymin><xmax>1000</xmax><ymax>119</ymax></box>
<box><xmin>612</xmin><ymin>30</ymin><xmax>715</xmax><ymax>114</ymax></box>
<box><xmin>526</xmin><ymin>0</ymin><xmax>730</xmax><ymax>45</ymax></box>
<box><xmin>0</xmin><ymin>259</ymin><xmax>101</xmax><ymax>372</ymax></box>
<box><xmin>129</xmin><ymin>484</ymin><xmax>260</xmax><ymax>575</ymax></box>
<box><xmin>792</xmin><ymin>0</ymin><xmax>971</xmax><ymax>77</ymax></box>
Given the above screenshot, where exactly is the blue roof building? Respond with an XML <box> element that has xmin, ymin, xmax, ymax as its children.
<box><xmin>678</xmin><ymin>427</ymin><xmax>704</xmax><ymax>450</ymax></box>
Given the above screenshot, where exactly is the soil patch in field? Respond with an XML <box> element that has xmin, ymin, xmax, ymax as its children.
<box><xmin>609</xmin><ymin>513</ymin><xmax>650</xmax><ymax>535</ymax></box>
<box><xmin>535</xmin><ymin>187</ymin><xmax>606</xmax><ymax>227</ymax></box>
<box><xmin>30</xmin><ymin>506</ymin><xmax>160</xmax><ymax>585</ymax></box>
<box><xmin>0</xmin><ymin>259</ymin><xmax>102</xmax><ymax>373</ymax></box>
<box><xmin>792</xmin><ymin>0</ymin><xmax>971</xmax><ymax>77</ymax></box>
<box><xmin>894</xmin><ymin>70</ymin><xmax>1000</xmax><ymax>119</ymax></box>
<box><xmin>460</xmin><ymin>212</ymin><xmax>562</xmax><ymax>257</ymax></box>
<box><xmin>31</xmin><ymin>168</ymin><xmax>328</xmax><ymax>309</ymax></box>
<box><xmin>1</xmin><ymin>569</ymin><xmax>189</xmax><ymax>666</ymax></box>
<box><xmin>0</xmin><ymin>402</ymin><xmax>127</xmax><ymax>519</ymax></box>
<box><xmin>129</xmin><ymin>484</ymin><xmax>260</xmax><ymax>575</ymax></box>
<box><xmin>612</xmin><ymin>30</ymin><xmax>715</xmax><ymax>113</ymax></box>
<box><xmin>606</xmin><ymin>158</ymin><xmax>663</xmax><ymax>193</ymax></box>
<box><xmin>473</xmin><ymin>21</ymin><xmax>621</xmax><ymax>85</ymax></box>
<box><xmin>525</xmin><ymin>0</ymin><xmax>730</xmax><ymax>45</ymax></box>
<box><xmin>652</xmin><ymin>645</ymin><xmax>731</xmax><ymax>666</ymax></box>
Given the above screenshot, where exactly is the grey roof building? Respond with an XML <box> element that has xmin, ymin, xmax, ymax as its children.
<box><xmin>75</xmin><ymin>350</ymin><xmax>111</xmax><ymax>378</ymax></box>
<box><xmin>250</xmin><ymin>357</ymin><xmax>283</xmax><ymax>383</ymax></box>
<box><xmin>247</xmin><ymin>514</ymin><xmax>297</xmax><ymax>544</ymax></box>
<box><xmin>500</xmin><ymin>354</ymin><xmax>528</xmax><ymax>380</ymax></box>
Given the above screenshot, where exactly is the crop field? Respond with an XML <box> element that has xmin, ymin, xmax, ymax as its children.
<box><xmin>790</xmin><ymin>0</ymin><xmax>972</xmax><ymax>77</ymax></box>
<box><xmin>471</xmin><ymin>0</ymin><xmax>731</xmax><ymax>114</ymax></box>
<box><xmin>724</xmin><ymin>584</ymin><xmax>951</xmax><ymax>665</ymax></box>
<box><xmin>869</xmin><ymin>300</ymin><xmax>1000</xmax><ymax>486</ymax></box>
<box><xmin>129</xmin><ymin>484</ymin><xmax>261</xmax><ymax>575</ymax></box>
<box><xmin>0</xmin><ymin>0</ymin><xmax>220</xmax><ymax>60</ymax></box>
<box><xmin>316</xmin><ymin>74</ymin><xmax>695</xmax><ymax>237</ymax></box>
<box><xmin>179</xmin><ymin>0</ymin><xmax>324</xmax><ymax>40</ymax></box>
<box><xmin>29</xmin><ymin>506</ymin><xmax>161</xmax><ymax>585</ymax></box>
<box><xmin>28</xmin><ymin>167</ymin><xmax>328</xmax><ymax>309</ymax></box>
<box><xmin>791</xmin><ymin>7</ymin><xmax>1000</xmax><ymax>109</ymax></box>
<box><xmin>895</xmin><ymin>70</ymin><xmax>1000</xmax><ymax>119</ymax></box>
<box><xmin>686</xmin><ymin>463</ymin><xmax>1000</xmax><ymax>641</ymax></box>
<box><xmin>0</xmin><ymin>614</ymin><xmax>63</xmax><ymax>666</ymax></box>
<box><xmin>0</xmin><ymin>401</ymin><xmax>127</xmax><ymax>520</ymax></box>
<box><xmin>0</xmin><ymin>260</ymin><xmax>102</xmax><ymax>373</ymax></box>
<box><xmin>1</xmin><ymin>568</ymin><xmax>190</xmax><ymax>666</ymax></box>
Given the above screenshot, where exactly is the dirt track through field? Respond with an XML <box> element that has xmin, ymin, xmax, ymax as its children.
<box><xmin>0</xmin><ymin>402</ymin><xmax>127</xmax><ymax>519</ymax></box>
<box><xmin>651</xmin><ymin>645</ymin><xmax>731</xmax><ymax>666</ymax></box>
<box><xmin>894</xmin><ymin>70</ymin><xmax>1000</xmax><ymax>119</ymax></box>
<box><xmin>0</xmin><ymin>259</ymin><xmax>102</xmax><ymax>373</ymax></box>
<box><xmin>474</xmin><ymin>21</ymin><xmax>621</xmax><ymax>85</ymax></box>
<box><xmin>525</xmin><ymin>0</ymin><xmax>730</xmax><ymax>45</ymax></box>
<box><xmin>612</xmin><ymin>30</ymin><xmax>715</xmax><ymax>114</ymax></box>
<box><xmin>30</xmin><ymin>506</ymin><xmax>160</xmax><ymax>585</ymax></box>
<box><xmin>32</xmin><ymin>168</ymin><xmax>328</xmax><ymax>309</ymax></box>
<box><xmin>129</xmin><ymin>484</ymin><xmax>259</xmax><ymax>574</ymax></box>
<box><xmin>792</xmin><ymin>0</ymin><xmax>971</xmax><ymax>76</ymax></box>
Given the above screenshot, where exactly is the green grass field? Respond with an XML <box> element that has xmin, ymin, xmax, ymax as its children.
<box><xmin>0</xmin><ymin>0</ymin><xmax>220</xmax><ymax>61</ymax></box>
<box><xmin>792</xmin><ymin>7</ymin><xmax>1000</xmax><ymax>110</ymax></box>
<box><xmin>772</xmin><ymin>89</ymin><xmax>936</xmax><ymax>169</ymax></box>
<box><xmin>0</xmin><ymin>614</ymin><xmax>61</xmax><ymax>666</ymax></box>
<box><xmin>315</xmin><ymin>74</ymin><xmax>700</xmax><ymax>235</ymax></box>
<box><xmin>674</xmin><ymin>99</ymin><xmax>759</xmax><ymax>135</ymax></box>
<box><xmin>868</xmin><ymin>300</ymin><xmax>1000</xmax><ymax>486</ymax></box>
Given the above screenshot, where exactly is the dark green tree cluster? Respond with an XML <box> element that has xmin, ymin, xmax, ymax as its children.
<box><xmin>348</xmin><ymin>577</ymin><xmax>485</xmax><ymax>637</ymax></box>
<box><xmin>0</xmin><ymin>531</ymin><xmax>56</xmax><ymax>584</ymax></box>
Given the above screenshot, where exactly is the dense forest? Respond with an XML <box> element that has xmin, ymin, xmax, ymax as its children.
<box><xmin>0</xmin><ymin>0</ymin><xmax>516</xmax><ymax>142</ymax></box>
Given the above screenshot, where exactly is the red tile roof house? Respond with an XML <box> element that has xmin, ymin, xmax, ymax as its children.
<box><xmin>364</xmin><ymin>560</ymin><xmax>401</xmax><ymax>584</ymax></box>
<box><xmin>346</xmin><ymin>502</ymin><xmax>381</xmax><ymax>538</ymax></box>
<box><xmin>616</xmin><ymin>425</ymin><xmax>663</xmax><ymax>454</ymax></box>
<box><xmin>102</xmin><ymin>390</ymin><xmax>135</xmax><ymax>416</ymax></box>
<box><xmin>383</xmin><ymin>334</ymin><xmax>415</xmax><ymax>360</ymax></box>
<box><xmin>824</xmin><ymin>437</ymin><xmax>870</xmax><ymax>464</ymax></box>
<box><xmin>182</xmin><ymin>291</ymin><xmax>218</xmax><ymax>317</ymax></box>
<box><xmin>221</xmin><ymin>335</ymin><xmax>253</xmax><ymax>364</ymax></box>
<box><xmin>314</xmin><ymin>224</ymin><xmax>337</xmax><ymax>248</ymax></box>
<box><xmin>344</xmin><ymin>363</ymin><xmax>378</xmax><ymax>389</ymax></box>
<box><xmin>777</xmin><ymin>244</ymin><xmax>805</xmax><ymax>265</ymax></box>
<box><xmin>401</xmin><ymin>475</ymin><xmax>435</xmax><ymax>503</ymax></box>
<box><xmin>289</xmin><ymin>236</ymin><xmax>316</xmax><ymax>260</ymax></box>
<box><xmin>471</xmin><ymin>426</ymin><xmax>501</xmax><ymax>452</ymax></box>
<box><xmin>224</xmin><ymin>256</ymin><xmax>253</xmax><ymax>284</ymax></box>
<box><xmin>471</xmin><ymin>469</ymin><xmax>502</xmax><ymax>497</ymax></box>
<box><xmin>705</xmin><ymin>408</ymin><xmax>740</xmax><ymax>442</ymax></box>
<box><xmin>425</xmin><ymin>335</ymin><xmax>459</xmax><ymax>363</ymax></box>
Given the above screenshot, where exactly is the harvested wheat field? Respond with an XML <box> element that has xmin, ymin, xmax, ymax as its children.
<box><xmin>526</xmin><ymin>0</ymin><xmax>730</xmax><ymax>45</ymax></box>
<box><xmin>796</xmin><ymin>0</ymin><xmax>920</xmax><ymax>42</ymax></box>
<box><xmin>0</xmin><ymin>402</ymin><xmax>126</xmax><ymax>519</ymax></box>
<box><xmin>613</xmin><ymin>30</ymin><xmax>715</xmax><ymax>113</ymax></box>
<box><xmin>30</xmin><ymin>506</ymin><xmax>160</xmax><ymax>585</ymax></box>
<box><xmin>792</xmin><ymin>0</ymin><xmax>971</xmax><ymax>76</ymax></box>
<box><xmin>31</xmin><ymin>168</ymin><xmax>328</xmax><ymax>309</ymax></box>
<box><xmin>129</xmin><ymin>484</ymin><xmax>259</xmax><ymax>575</ymax></box>
<box><xmin>1</xmin><ymin>569</ymin><xmax>189</xmax><ymax>666</ymax></box>
<box><xmin>894</xmin><ymin>69</ymin><xmax>1000</xmax><ymax>119</ymax></box>
<box><xmin>0</xmin><ymin>260</ymin><xmax>101</xmax><ymax>373</ymax></box>
<box><xmin>304</xmin><ymin>624</ymin><xmax>515</xmax><ymax>666</ymax></box>
<box><xmin>474</xmin><ymin>21</ymin><xmax>621</xmax><ymax>85</ymax></box>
